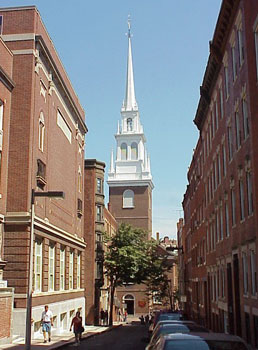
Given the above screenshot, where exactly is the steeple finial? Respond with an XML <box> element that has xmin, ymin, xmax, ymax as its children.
<box><xmin>123</xmin><ymin>15</ymin><xmax>138</xmax><ymax>112</ymax></box>
<box><xmin>127</xmin><ymin>15</ymin><xmax>131</xmax><ymax>38</ymax></box>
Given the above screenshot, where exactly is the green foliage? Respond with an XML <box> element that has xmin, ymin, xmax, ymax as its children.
<box><xmin>104</xmin><ymin>223</ymin><xmax>149</xmax><ymax>287</ymax></box>
<box><xmin>104</xmin><ymin>223</ymin><xmax>173</xmax><ymax>324</ymax></box>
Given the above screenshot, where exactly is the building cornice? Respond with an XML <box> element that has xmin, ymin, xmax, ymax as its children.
<box><xmin>35</xmin><ymin>35</ymin><xmax>88</xmax><ymax>134</ymax></box>
<box><xmin>4</xmin><ymin>212</ymin><xmax>86</xmax><ymax>248</ymax></box>
<box><xmin>107</xmin><ymin>179</ymin><xmax>154</xmax><ymax>189</ymax></box>
<box><xmin>194</xmin><ymin>0</ymin><xmax>240</xmax><ymax>130</ymax></box>
<box><xmin>0</xmin><ymin>65</ymin><xmax>15</xmax><ymax>91</ymax></box>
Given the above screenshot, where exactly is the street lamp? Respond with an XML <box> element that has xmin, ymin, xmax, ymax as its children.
<box><xmin>25</xmin><ymin>189</ymin><xmax>65</xmax><ymax>350</ymax></box>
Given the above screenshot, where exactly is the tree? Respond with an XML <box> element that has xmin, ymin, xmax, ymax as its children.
<box><xmin>104</xmin><ymin>223</ymin><xmax>173</xmax><ymax>324</ymax></box>
<box><xmin>142</xmin><ymin>242</ymin><xmax>173</xmax><ymax>308</ymax></box>
<box><xmin>104</xmin><ymin>223</ymin><xmax>148</xmax><ymax>325</ymax></box>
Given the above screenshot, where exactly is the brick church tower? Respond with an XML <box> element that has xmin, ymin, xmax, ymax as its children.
<box><xmin>107</xmin><ymin>18</ymin><xmax>154</xmax><ymax>239</ymax></box>
<box><xmin>107</xmin><ymin>19</ymin><xmax>154</xmax><ymax>316</ymax></box>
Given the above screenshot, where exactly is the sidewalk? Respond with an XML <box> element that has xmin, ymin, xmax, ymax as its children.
<box><xmin>1</xmin><ymin>323</ymin><xmax>122</xmax><ymax>350</ymax></box>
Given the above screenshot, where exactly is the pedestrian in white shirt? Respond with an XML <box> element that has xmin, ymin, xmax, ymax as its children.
<box><xmin>41</xmin><ymin>305</ymin><xmax>53</xmax><ymax>343</ymax></box>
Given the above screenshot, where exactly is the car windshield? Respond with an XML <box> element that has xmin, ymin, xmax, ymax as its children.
<box><xmin>164</xmin><ymin>339</ymin><xmax>247</xmax><ymax>350</ymax></box>
<box><xmin>159</xmin><ymin>314</ymin><xmax>181</xmax><ymax>321</ymax></box>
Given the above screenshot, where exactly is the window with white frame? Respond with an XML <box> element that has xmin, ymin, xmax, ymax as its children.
<box><xmin>231</xmin><ymin>187</ymin><xmax>236</xmax><ymax>226</ymax></box>
<box><xmin>224</xmin><ymin>65</ymin><xmax>229</xmax><ymax>99</ymax></box>
<box><xmin>77</xmin><ymin>252</ymin><xmax>81</xmax><ymax>289</ymax></box>
<box><xmin>231</xmin><ymin>44</ymin><xmax>237</xmax><ymax>82</ymax></box>
<box><xmin>242</xmin><ymin>98</ymin><xmax>249</xmax><ymax>140</ymax></box>
<box><xmin>69</xmin><ymin>251</ymin><xmax>74</xmax><ymax>289</ymax></box>
<box><xmin>239</xmin><ymin>178</ymin><xmax>245</xmax><ymax>221</ymax></box>
<box><xmin>225</xmin><ymin>200</ymin><xmax>230</xmax><ymax>237</ymax></box>
<box><xmin>242</xmin><ymin>251</ymin><xmax>248</xmax><ymax>294</ymax></box>
<box><xmin>217</xmin><ymin>153</ymin><xmax>221</xmax><ymax>185</ymax></box>
<box><xmin>49</xmin><ymin>243</ymin><xmax>55</xmax><ymax>291</ymax></box>
<box><xmin>34</xmin><ymin>239</ymin><xmax>42</xmax><ymax>292</ymax></box>
<box><xmin>235</xmin><ymin>111</ymin><xmax>241</xmax><ymax>150</ymax></box>
<box><xmin>237</xmin><ymin>26</ymin><xmax>244</xmax><ymax>66</ymax></box>
<box><xmin>219</xmin><ymin>87</ymin><xmax>224</xmax><ymax>119</ymax></box>
<box><xmin>78</xmin><ymin>166</ymin><xmax>82</xmax><ymax>193</ymax></box>
<box><xmin>97</xmin><ymin>178</ymin><xmax>103</xmax><ymax>194</ymax></box>
<box><xmin>227</xmin><ymin>126</ymin><xmax>233</xmax><ymax>161</ymax></box>
<box><xmin>220</xmin><ymin>206</ymin><xmax>223</xmax><ymax>240</ymax></box>
<box><xmin>123</xmin><ymin>189</ymin><xmax>134</xmax><ymax>208</ymax></box>
<box><xmin>250</xmin><ymin>250</ymin><xmax>257</xmax><ymax>295</ymax></box>
<box><xmin>39</xmin><ymin>112</ymin><xmax>45</xmax><ymax>152</ymax></box>
<box><xmin>96</xmin><ymin>205</ymin><xmax>102</xmax><ymax>221</ymax></box>
<box><xmin>216</xmin><ymin>211</ymin><xmax>220</xmax><ymax>243</ymax></box>
<box><xmin>215</xmin><ymin>100</ymin><xmax>219</xmax><ymax>130</ymax></box>
<box><xmin>60</xmin><ymin>247</ymin><xmax>65</xmax><ymax>290</ymax></box>
<box><xmin>222</xmin><ymin>142</ymin><xmax>227</xmax><ymax>176</ymax></box>
<box><xmin>246</xmin><ymin>171</ymin><xmax>253</xmax><ymax>216</ymax></box>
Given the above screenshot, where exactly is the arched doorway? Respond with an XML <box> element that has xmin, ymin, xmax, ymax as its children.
<box><xmin>123</xmin><ymin>294</ymin><xmax>135</xmax><ymax>315</ymax></box>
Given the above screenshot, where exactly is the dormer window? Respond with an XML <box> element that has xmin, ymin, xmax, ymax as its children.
<box><xmin>127</xmin><ymin>118</ymin><xmax>133</xmax><ymax>131</ymax></box>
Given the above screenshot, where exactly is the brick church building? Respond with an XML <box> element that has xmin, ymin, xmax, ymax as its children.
<box><xmin>107</xmin><ymin>19</ymin><xmax>154</xmax><ymax>316</ymax></box>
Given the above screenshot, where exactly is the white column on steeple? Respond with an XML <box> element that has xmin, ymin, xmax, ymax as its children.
<box><xmin>124</xmin><ymin>16</ymin><xmax>138</xmax><ymax>112</ymax></box>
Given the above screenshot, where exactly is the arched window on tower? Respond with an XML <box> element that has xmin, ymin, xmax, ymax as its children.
<box><xmin>127</xmin><ymin>118</ymin><xmax>133</xmax><ymax>131</ymax></box>
<box><xmin>131</xmin><ymin>142</ymin><xmax>138</xmax><ymax>160</ymax></box>
<box><xmin>123</xmin><ymin>189</ymin><xmax>134</xmax><ymax>208</ymax></box>
<box><xmin>121</xmin><ymin>143</ymin><xmax>128</xmax><ymax>160</ymax></box>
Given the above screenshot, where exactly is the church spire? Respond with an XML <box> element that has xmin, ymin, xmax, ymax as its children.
<box><xmin>123</xmin><ymin>16</ymin><xmax>138</xmax><ymax>111</ymax></box>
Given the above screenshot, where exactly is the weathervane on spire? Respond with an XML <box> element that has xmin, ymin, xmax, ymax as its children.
<box><xmin>127</xmin><ymin>14</ymin><xmax>131</xmax><ymax>38</ymax></box>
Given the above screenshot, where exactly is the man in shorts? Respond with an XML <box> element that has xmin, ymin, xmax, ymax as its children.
<box><xmin>41</xmin><ymin>305</ymin><xmax>53</xmax><ymax>343</ymax></box>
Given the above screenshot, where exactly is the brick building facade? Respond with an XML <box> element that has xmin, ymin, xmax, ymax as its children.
<box><xmin>0</xmin><ymin>6</ymin><xmax>87</xmax><ymax>339</ymax></box>
<box><xmin>84</xmin><ymin>159</ymin><xmax>105</xmax><ymax>325</ymax></box>
<box><xmin>181</xmin><ymin>1</ymin><xmax>258</xmax><ymax>348</ymax></box>
<box><xmin>0</xmin><ymin>35</ymin><xmax>15</xmax><ymax>345</ymax></box>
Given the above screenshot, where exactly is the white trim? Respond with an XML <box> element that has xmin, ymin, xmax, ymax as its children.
<box><xmin>12</xmin><ymin>49</ymin><xmax>36</xmax><ymax>56</ymax></box>
<box><xmin>1</xmin><ymin>33</ymin><xmax>35</xmax><ymax>41</ymax></box>
<box><xmin>35</xmin><ymin>216</ymin><xmax>86</xmax><ymax>248</ymax></box>
<box><xmin>107</xmin><ymin>179</ymin><xmax>154</xmax><ymax>189</ymax></box>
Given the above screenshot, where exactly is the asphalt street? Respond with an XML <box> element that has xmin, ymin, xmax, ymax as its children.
<box><xmin>60</xmin><ymin>322</ymin><xmax>149</xmax><ymax>350</ymax></box>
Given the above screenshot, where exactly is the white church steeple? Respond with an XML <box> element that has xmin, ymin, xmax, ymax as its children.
<box><xmin>108</xmin><ymin>18</ymin><xmax>153</xmax><ymax>189</ymax></box>
<box><xmin>123</xmin><ymin>17</ymin><xmax>138</xmax><ymax>112</ymax></box>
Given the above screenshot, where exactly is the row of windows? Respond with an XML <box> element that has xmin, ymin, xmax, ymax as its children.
<box><xmin>191</xmin><ymin>164</ymin><xmax>253</xmax><ymax>239</ymax></box>
<box><xmin>121</xmin><ymin>142</ymin><xmax>138</xmax><ymax>160</ymax></box>
<box><xmin>34</xmin><ymin>239</ymin><xmax>81</xmax><ymax>293</ymax></box>
<box><xmin>190</xmin><ymin>95</ymin><xmax>249</xmax><ymax>200</ymax></box>
<box><xmin>194</xmin><ymin>249</ymin><xmax>257</xmax><ymax>307</ymax></box>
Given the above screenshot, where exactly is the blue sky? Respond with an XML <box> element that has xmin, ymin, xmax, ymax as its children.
<box><xmin>2</xmin><ymin>0</ymin><xmax>222</xmax><ymax>238</ymax></box>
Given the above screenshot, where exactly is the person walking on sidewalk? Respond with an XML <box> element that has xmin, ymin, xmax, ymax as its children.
<box><xmin>41</xmin><ymin>305</ymin><xmax>53</xmax><ymax>343</ymax></box>
<box><xmin>70</xmin><ymin>311</ymin><xmax>83</xmax><ymax>345</ymax></box>
<box><xmin>100</xmin><ymin>308</ymin><xmax>105</xmax><ymax>326</ymax></box>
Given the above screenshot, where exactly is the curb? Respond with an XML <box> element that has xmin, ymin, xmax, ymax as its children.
<box><xmin>48</xmin><ymin>324</ymin><xmax>122</xmax><ymax>350</ymax></box>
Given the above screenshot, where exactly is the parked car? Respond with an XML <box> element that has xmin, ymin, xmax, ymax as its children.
<box><xmin>146</xmin><ymin>323</ymin><xmax>209</xmax><ymax>350</ymax></box>
<box><xmin>149</xmin><ymin>312</ymin><xmax>184</xmax><ymax>333</ymax></box>
<box><xmin>151</xmin><ymin>332</ymin><xmax>249</xmax><ymax>350</ymax></box>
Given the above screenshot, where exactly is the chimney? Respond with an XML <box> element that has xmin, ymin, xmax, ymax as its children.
<box><xmin>156</xmin><ymin>232</ymin><xmax>160</xmax><ymax>242</ymax></box>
